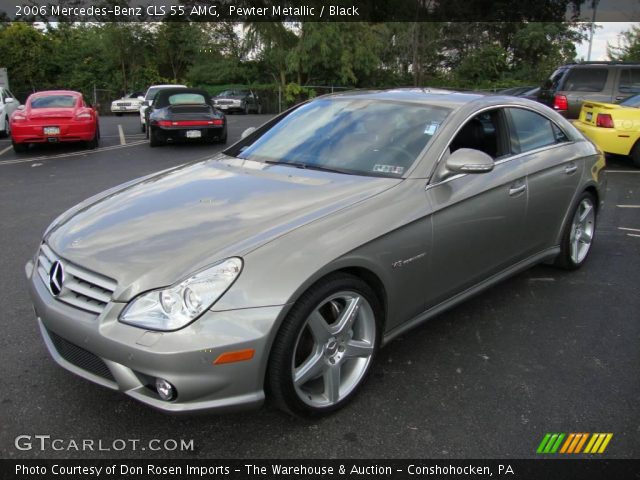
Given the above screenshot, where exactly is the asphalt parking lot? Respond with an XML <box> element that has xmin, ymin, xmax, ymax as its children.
<box><xmin>0</xmin><ymin>114</ymin><xmax>638</xmax><ymax>459</ymax></box>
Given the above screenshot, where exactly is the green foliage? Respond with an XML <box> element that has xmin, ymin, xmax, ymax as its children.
<box><xmin>608</xmin><ymin>25</ymin><xmax>640</xmax><ymax>62</ymax></box>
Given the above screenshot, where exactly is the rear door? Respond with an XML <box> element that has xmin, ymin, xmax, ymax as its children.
<box><xmin>614</xmin><ymin>67</ymin><xmax>640</xmax><ymax>102</ymax></box>
<box><xmin>561</xmin><ymin>67</ymin><xmax>611</xmax><ymax>119</ymax></box>
<box><xmin>506</xmin><ymin>107</ymin><xmax>582</xmax><ymax>256</ymax></box>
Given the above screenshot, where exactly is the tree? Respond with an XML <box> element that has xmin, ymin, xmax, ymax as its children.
<box><xmin>156</xmin><ymin>21</ymin><xmax>203</xmax><ymax>82</ymax></box>
<box><xmin>609</xmin><ymin>25</ymin><xmax>640</xmax><ymax>62</ymax></box>
<box><xmin>0</xmin><ymin>23</ymin><xmax>49</xmax><ymax>92</ymax></box>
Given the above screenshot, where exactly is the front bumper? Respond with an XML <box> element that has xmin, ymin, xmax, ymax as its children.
<box><xmin>26</xmin><ymin>258</ymin><xmax>283</xmax><ymax>413</ymax></box>
<box><xmin>111</xmin><ymin>105</ymin><xmax>140</xmax><ymax>113</ymax></box>
<box><xmin>11</xmin><ymin>121</ymin><xmax>96</xmax><ymax>144</ymax></box>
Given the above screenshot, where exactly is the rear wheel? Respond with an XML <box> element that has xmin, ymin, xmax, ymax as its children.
<box><xmin>243</xmin><ymin>103</ymin><xmax>249</xmax><ymax>115</ymax></box>
<box><xmin>86</xmin><ymin>126</ymin><xmax>99</xmax><ymax>149</ymax></box>
<box><xmin>148</xmin><ymin>127</ymin><xmax>163</xmax><ymax>147</ymax></box>
<box><xmin>268</xmin><ymin>274</ymin><xmax>381</xmax><ymax>417</ymax></box>
<box><xmin>554</xmin><ymin>192</ymin><xmax>597</xmax><ymax>270</ymax></box>
<box><xmin>12</xmin><ymin>141</ymin><xmax>27</xmax><ymax>153</ymax></box>
<box><xmin>631</xmin><ymin>142</ymin><xmax>640</xmax><ymax>169</ymax></box>
<box><xmin>141</xmin><ymin>122</ymin><xmax>146</xmax><ymax>133</ymax></box>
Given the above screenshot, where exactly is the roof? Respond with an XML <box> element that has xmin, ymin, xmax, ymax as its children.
<box><xmin>323</xmin><ymin>88</ymin><xmax>487</xmax><ymax>109</ymax></box>
<box><xmin>29</xmin><ymin>90</ymin><xmax>82</xmax><ymax>97</ymax></box>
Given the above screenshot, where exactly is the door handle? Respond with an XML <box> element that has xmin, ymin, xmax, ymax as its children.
<box><xmin>509</xmin><ymin>184</ymin><xmax>526</xmax><ymax>196</ymax></box>
<box><xmin>565</xmin><ymin>163</ymin><xmax>578</xmax><ymax>175</ymax></box>
<box><xmin>615</xmin><ymin>96</ymin><xmax>626</xmax><ymax>101</ymax></box>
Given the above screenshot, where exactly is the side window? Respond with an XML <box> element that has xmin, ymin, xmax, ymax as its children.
<box><xmin>619</xmin><ymin>68</ymin><xmax>640</xmax><ymax>94</ymax></box>
<box><xmin>508</xmin><ymin>108</ymin><xmax>558</xmax><ymax>153</ymax></box>
<box><xmin>449</xmin><ymin>109</ymin><xmax>504</xmax><ymax>159</ymax></box>
<box><xmin>563</xmin><ymin>68</ymin><xmax>608</xmax><ymax>92</ymax></box>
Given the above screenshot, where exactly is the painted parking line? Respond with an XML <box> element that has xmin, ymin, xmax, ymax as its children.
<box><xmin>0</xmin><ymin>145</ymin><xmax>12</xmax><ymax>157</ymax></box>
<box><xmin>606</xmin><ymin>170</ymin><xmax>640</xmax><ymax>174</ymax></box>
<box><xmin>627</xmin><ymin>233</ymin><xmax>640</xmax><ymax>238</ymax></box>
<box><xmin>118</xmin><ymin>124</ymin><xmax>126</xmax><ymax>145</ymax></box>
<box><xmin>616</xmin><ymin>205</ymin><xmax>640</xmax><ymax>208</ymax></box>
<box><xmin>0</xmin><ymin>140</ymin><xmax>147</xmax><ymax>166</ymax></box>
<box><xmin>618</xmin><ymin>227</ymin><xmax>640</xmax><ymax>233</ymax></box>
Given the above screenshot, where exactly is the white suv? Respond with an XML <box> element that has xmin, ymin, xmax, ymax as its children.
<box><xmin>0</xmin><ymin>87</ymin><xmax>20</xmax><ymax>137</ymax></box>
<box><xmin>139</xmin><ymin>84</ymin><xmax>186</xmax><ymax>132</ymax></box>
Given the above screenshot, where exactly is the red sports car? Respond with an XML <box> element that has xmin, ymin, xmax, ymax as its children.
<box><xmin>10</xmin><ymin>90</ymin><xmax>100</xmax><ymax>153</ymax></box>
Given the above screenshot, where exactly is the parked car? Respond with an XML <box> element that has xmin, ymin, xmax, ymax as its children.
<box><xmin>26</xmin><ymin>89</ymin><xmax>605</xmax><ymax>416</ymax></box>
<box><xmin>496</xmin><ymin>86</ymin><xmax>537</xmax><ymax>96</ymax></box>
<box><xmin>573</xmin><ymin>93</ymin><xmax>640</xmax><ymax>168</ymax></box>
<box><xmin>10</xmin><ymin>90</ymin><xmax>99</xmax><ymax>153</ymax></box>
<box><xmin>145</xmin><ymin>88</ymin><xmax>227</xmax><ymax>146</ymax></box>
<box><xmin>139</xmin><ymin>84</ymin><xmax>186</xmax><ymax>132</ymax></box>
<box><xmin>538</xmin><ymin>61</ymin><xmax>640</xmax><ymax>119</ymax></box>
<box><xmin>213</xmin><ymin>89</ymin><xmax>262</xmax><ymax>114</ymax></box>
<box><xmin>111</xmin><ymin>91</ymin><xmax>144</xmax><ymax>116</ymax></box>
<box><xmin>0</xmin><ymin>86</ymin><xmax>20</xmax><ymax>137</ymax></box>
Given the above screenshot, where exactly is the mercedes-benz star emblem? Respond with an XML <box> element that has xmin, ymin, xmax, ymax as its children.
<box><xmin>49</xmin><ymin>261</ymin><xmax>65</xmax><ymax>296</ymax></box>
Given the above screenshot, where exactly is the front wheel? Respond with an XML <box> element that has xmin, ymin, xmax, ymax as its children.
<box><xmin>1</xmin><ymin>116</ymin><xmax>9</xmax><ymax>138</ymax></box>
<box><xmin>267</xmin><ymin>274</ymin><xmax>381</xmax><ymax>417</ymax></box>
<box><xmin>554</xmin><ymin>192</ymin><xmax>597</xmax><ymax>270</ymax></box>
<box><xmin>141</xmin><ymin>122</ymin><xmax>146</xmax><ymax>133</ymax></box>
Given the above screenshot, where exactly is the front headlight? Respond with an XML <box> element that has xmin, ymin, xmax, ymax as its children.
<box><xmin>119</xmin><ymin>257</ymin><xmax>242</xmax><ymax>331</ymax></box>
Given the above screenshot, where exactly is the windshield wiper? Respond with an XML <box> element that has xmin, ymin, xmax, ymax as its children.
<box><xmin>263</xmin><ymin>160</ymin><xmax>356</xmax><ymax>175</ymax></box>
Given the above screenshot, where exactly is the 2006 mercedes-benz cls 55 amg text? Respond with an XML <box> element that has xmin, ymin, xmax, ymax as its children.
<box><xmin>26</xmin><ymin>89</ymin><xmax>605</xmax><ymax>416</ymax></box>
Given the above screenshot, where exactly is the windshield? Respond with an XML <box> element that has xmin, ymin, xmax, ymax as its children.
<box><xmin>619</xmin><ymin>94</ymin><xmax>640</xmax><ymax>108</ymax></box>
<box><xmin>237</xmin><ymin>98</ymin><xmax>450</xmax><ymax>178</ymax></box>
<box><xmin>31</xmin><ymin>95</ymin><xmax>77</xmax><ymax>108</ymax></box>
<box><xmin>218</xmin><ymin>90</ymin><xmax>248</xmax><ymax>97</ymax></box>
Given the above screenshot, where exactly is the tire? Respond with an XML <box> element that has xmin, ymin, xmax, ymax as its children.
<box><xmin>554</xmin><ymin>192</ymin><xmax>597</xmax><ymax>270</ymax></box>
<box><xmin>148</xmin><ymin>127</ymin><xmax>163</xmax><ymax>147</ymax></box>
<box><xmin>115</xmin><ymin>113</ymin><xmax>123</xmax><ymax>117</ymax></box>
<box><xmin>1</xmin><ymin>116</ymin><xmax>9</xmax><ymax>138</ymax></box>
<box><xmin>267</xmin><ymin>273</ymin><xmax>381</xmax><ymax>417</ymax></box>
<box><xmin>257</xmin><ymin>104</ymin><xmax>262</xmax><ymax>115</ymax></box>
<box><xmin>86</xmin><ymin>125</ymin><xmax>100</xmax><ymax>149</ymax></box>
<box><xmin>12</xmin><ymin>141</ymin><xmax>27</xmax><ymax>153</ymax></box>
<box><xmin>242</xmin><ymin>103</ymin><xmax>249</xmax><ymax>115</ymax></box>
<box><xmin>631</xmin><ymin>142</ymin><xmax>640</xmax><ymax>169</ymax></box>
<box><xmin>141</xmin><ymin>122</ymin><xmax>146</xmax><ymax>133</ymax></box>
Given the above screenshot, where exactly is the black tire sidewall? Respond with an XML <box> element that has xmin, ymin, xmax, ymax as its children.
<box><xmin>555</xmin><ymin>191</ymin><xmax>597</xmax><ymax>270</ymax></box>
<box><xmin>267</xmin><ymin>273</ymin><xmax>382</xmax><ymax>417</ymax></box>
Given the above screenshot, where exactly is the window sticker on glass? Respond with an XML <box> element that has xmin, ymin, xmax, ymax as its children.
<box><xmin>424</xmin><ymin>122</ymin><xmax>439</xmax><ymax>135</ymax></box>
<box><xmin>373</xmin><ymin>164</ymin><xmax>404</xmax><ymax>175</ymax></box>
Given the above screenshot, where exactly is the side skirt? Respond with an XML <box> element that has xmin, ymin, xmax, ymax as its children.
<box><xmin>381</xmin><ymin>246</ymin><xmax>560</xmax><ymax>346</ymax></box>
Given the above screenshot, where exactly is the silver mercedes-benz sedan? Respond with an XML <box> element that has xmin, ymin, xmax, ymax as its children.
<box><xmin>26</xmin><ymin>89</ymin><xmax>605</xmax><ymax>416</ymax></box>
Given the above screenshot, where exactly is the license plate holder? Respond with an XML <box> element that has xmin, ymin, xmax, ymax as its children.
<box><xmin>44</xmin><ymin>126</ymin><xmax>60</xmax><ymax>135</ymax></box>
<box><xmin>585</xmin><ymin>112</ymin><xmax>592</xmax><ymax>122</ymax></box>
<box><xmin>186</xmin><ymin>130</ymin><xmax>202</xmax><ymax>139</ymax></box>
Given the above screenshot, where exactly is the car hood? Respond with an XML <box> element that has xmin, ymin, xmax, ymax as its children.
<box><xmin>45</xmin><ymin>155</ymin><xmax>398</xmax><ymax>301</ymax></box>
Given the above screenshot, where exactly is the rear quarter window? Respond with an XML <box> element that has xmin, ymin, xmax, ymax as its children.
<box><xmin>619</xmin><ymin>68</ymin><xmax>640</xmax><ymax>94</ymax></box>
<box><xmin>563</xmin><ymin>68</ymin><xmax>608</xmax><ymax>92</ymax></box>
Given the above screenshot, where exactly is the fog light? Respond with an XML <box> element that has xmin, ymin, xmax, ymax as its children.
<box><xmin>155</xmin><ymin>378</ymin><xmax>176</xmax><ymax>401</ymax></box>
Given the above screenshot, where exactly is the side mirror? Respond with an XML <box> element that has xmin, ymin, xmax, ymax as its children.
<box><xmin>17</xmin><ymin>105</ymin><xmax>25</xmax><ymax>110</ymax></box>
<box><xmin>445</xmin><ymin>148</ymin><xmax>494</xmax><ymax>174</ymax></box>
<box><xmin>4</xmin><ymin>97</ymin><xmax>15</xmax><ymax>104</ymax></box>
<box><xmin>241</xmin><ymin>127</ymin><xmax>256</xmax><ymax>139</ymax></box>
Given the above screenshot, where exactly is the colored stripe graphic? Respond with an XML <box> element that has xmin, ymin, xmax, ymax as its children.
<box><xmin>538</xmin><ymin>433</ymin><xmax>613</xmax><ymax>454</ymax></box>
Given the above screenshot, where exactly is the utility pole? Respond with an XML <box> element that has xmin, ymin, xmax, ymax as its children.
<box><xmin>587</xmin><ymin>0</ymin><xmax>599</xmax><ymax>61</ymax></box>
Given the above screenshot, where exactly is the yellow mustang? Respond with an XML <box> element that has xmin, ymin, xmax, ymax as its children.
<box><xmin>573</xmin><ymin>94</ymin><xmax>640</xmax><ymax>168</ymax></box>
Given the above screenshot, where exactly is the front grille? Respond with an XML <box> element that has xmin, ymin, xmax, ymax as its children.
<box><xmin>36</xmin><ymin>244</ymin><xmax>117</xmax><ymax>316</ymax></box>
<box><xmin>47</xmin><ymin>329</ymin><xmax>115</xmax><ymax>382</ymax></box>
<box><xmin>216</xmin><ymin>100</ymin><xmax>234</xmax><ymax>105</ymax></box>
<box><xmin>116</xmin><ymin>102</ymin><xmax>132</xmax><ymax>107</ymax></box>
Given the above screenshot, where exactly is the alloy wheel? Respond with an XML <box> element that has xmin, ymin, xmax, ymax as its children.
<box><xmin>291</xmin><ymin>291</ymin><xmax>376</xmax><ymax>408</ymax></box>
<box><xmin>569</xmin><ymin>197</ymin><xmax>595</xmax><ymax>264</ymax></box>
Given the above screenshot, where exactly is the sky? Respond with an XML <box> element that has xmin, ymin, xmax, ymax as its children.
<box><xmin>575</xmin><ymin>22</ymin><xmax>636</xmax><ymax>61</ymax></box>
